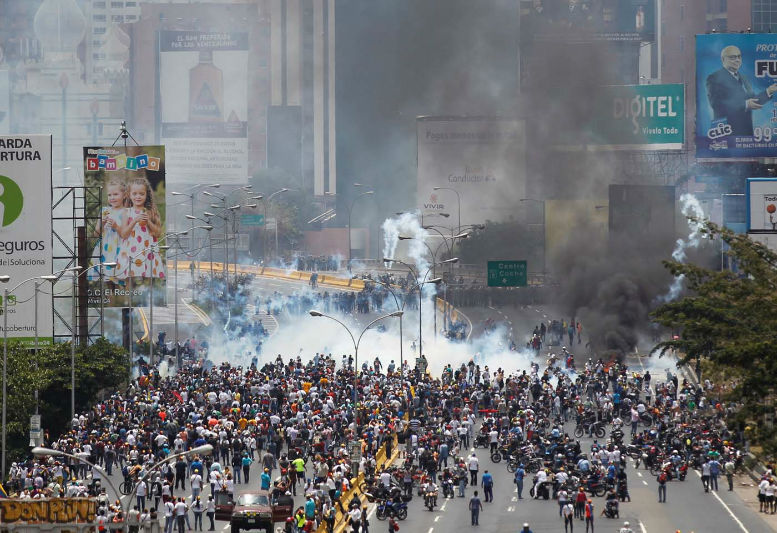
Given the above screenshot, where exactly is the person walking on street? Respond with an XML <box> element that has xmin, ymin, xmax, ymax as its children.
<box><xmin>174</xmin><ymin>497</ymin><xmax>188</xmax><ymax>533</ymax></box>
<box><xmin>657</xmin><ymin>470</ymin><xmax>668</xmax><ymax>503</ymax></box>
<box><xmin>481</xmin><ymin>470</ymin><xmax>493</xmax><ymax>503</ymax></box>
<box><xmin>725</xmin><ymin>458</ymin><xmax>735</xmax><ymax>491</ymax></box>
<box><xmin>387</xmin><ymin>517</ymin><xmax>399</xmax><ymax>533</ymax></box>
<box><xmin>584</xmin><ymin>499</ymin><xmax>594</xmax><ymax>533</ymax></box>
<box><xmin>575</xmin><ymin>487</ymin><xmax>586</xmax><ymax>519</ymax></box>
<box><xmin>562</xmin><ymin>501</ymin><xmax>575</xmax><ymax>532</ymax></box>
<box><xmin>709</xmin><ymin>457</ymin><xmax>721</xmax><ymax>491</ymax></box>
<box><xmin>469</xmin><ymin>490</ymin><xmax>483</xmax><ymax>526</ymax></box>
<box><xmin>192</xmin><ymin>496</ymin><xmax>204</xmax><ymax>531</ymax></box>
<box><xmin>701</xmin><ymin>459</ymin><xmax>711</xmax><ymax>492</ymax></box>
<box><xmin>468</xmin><ymin>453</ymin><xmax>479</xmax><ymax>486</ymax></box>
<box><xmin>514</xmin><ymin>465</ymin><xmax>525</xmax><ymax>499</ymax></box>
<box><xmin>206</xmin><ymin>496</ymin><xmax>215</xmax><ymax>531</ymax></box>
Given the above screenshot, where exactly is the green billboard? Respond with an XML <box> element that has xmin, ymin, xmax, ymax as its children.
<box><xmin>567</xmin><ymin>84</ymin><xmax>684</xmax><ymax>151</ymax></box>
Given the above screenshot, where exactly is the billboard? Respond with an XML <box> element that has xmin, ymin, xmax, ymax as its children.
<box><xmin>557</xmin><ymin>84</ymin><xmax>684</xmax><ymax>150</ymax></box>
<box><xmin>417</xmin><ymin>117</ymin><xmax>525</xmax><ymax>226</ymax></box>
<box><xmin>83</xmin><ymin>146</ymin><xmax>166</xmax><ymax>307</ymax></box>
<box><xmin>746</xmin><ymin>178</ymin><xmax>777</xmax><ymax>232</ymax></box>
<box><xmin>0</xmin><ymin>135</ymin><xmax>53</xmax><ymax>346</ymax></box>
<box><xmin>520</xmin><ymin>0</ymin><xmax>655</xmax><ymax>43</ymax></box>
<box><xmin>158</xmin><ymin>31</ymin><xmax>249</xmax><ymax>185</ymax></box>
<box><xmin>696</xmin><ymin>34</ymin><xmax>777</xmax><ymax>159</ymax></box>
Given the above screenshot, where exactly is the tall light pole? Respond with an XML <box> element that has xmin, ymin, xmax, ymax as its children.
<box><xmin>0</xmin><ymin>274</ymin><xmax>68</xmax><ymax>479</ymax></box>
<box><xmin>32</xmin><ymin>267</ymin><xmax>80</xmax><ymax>417</ymax></box>
<box><xmin>63</xmin><ymin>263</ymin><xmax>115</xmax><ymax>421</ymax></box>
<box><xmin>167</xmin><ymin>226</ymin><xmax>211</xmax><ymax>368</ymax></box>
<box><xmin>433</xmin><ymin>186</ymin><xmax>461</xmax><ymax>235</ymax></box>
<box><xmin>33</xmin><ymin>444</ymin><xmax>213</xmax><ymax>532</ymax></box>
<box><xmin>308</xmin><ymin>310</ymin><xmax>403</xmax><ymax>405</ymax></box>
<box><xmin>383</xmin><ymin>258</ymin><xmax>457</xmax><ymax>356</ymax></box>
<box><xmin>348</xmin><ymin>189</ymin><xmax>374</xmax><ymax>270</ymax></box>
<box><xmin>367</xmin><ymin>279</ymin><xmax>406</xmax><ymax>374</ymax></box>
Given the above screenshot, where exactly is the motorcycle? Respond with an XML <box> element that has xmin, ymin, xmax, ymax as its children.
<box><xmin>424</xmin><ymin>490</ymin><xmax>438</xmax><ymax>511</ymax></box>
<box><xmin>528</xmin><ymin>474</ymin><xmax>551</xmax><ymax>500</ymax></box>
<box><xmin>583</xmin><ymin>477</ymin><xmax>607</xmax><ymax>497</ymax></box>
<box><xmin>602</xmin><ymin>498</ymin><xmax>619</xmax><ymax>518</ymax></box>
<box><xmin>375</xmin><ymin>499</ymin><xmax>408</xmax><ymax>521</ymax></box>
<box><xmin>473</xmin><ymin>433</ymin><xmax>489</xmax><ymax>448</ymax></box>
<box><xmin>441</xmin><ymin>479</ymin><xmax>454</xmax><ymax>499</ymax></box>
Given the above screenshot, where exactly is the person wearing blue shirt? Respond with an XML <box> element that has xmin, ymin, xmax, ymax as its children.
<box><xmin>481</xmin><ymin>470</ymin><xmax>494</xmax><ymax>502</ymax></box>
<box><xmin>260</xmin><ymin>468</ymin><xmax>271</xmax><ymax>491</ymax></box>
<box><xmin>514</xmin><ymin>466</ymin><xmax>525</xmax><ymax>499</ymax></box>
<box><xmin>241</xmin><ymin>453</ymin><xmax>253</xmax><ymax>483</ymax></box>
<box><xmin>305</xmin><ymin>496</ymin><xmax>316</xmax><ymax>521</ymax></box>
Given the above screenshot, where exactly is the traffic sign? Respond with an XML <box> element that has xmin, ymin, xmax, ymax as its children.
<box><xmin>240</xmin><ymin>214</ymin><xmax>265</xmax><ymax>226</ymax></box>
<box><xmin>487</xmin><ymin>260</ymin><xmax>527</xmax><ymax>287</ymax></box>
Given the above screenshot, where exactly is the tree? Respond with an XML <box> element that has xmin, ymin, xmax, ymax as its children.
<box><xmin>651</xmin><ymin>220</ymin><xmax>777</xmax><ymax>403</ymax></box>
<box><xmin>4</xmin><ymin>338</ymin><xmax>129</xmax><ymax>461</ymax></box>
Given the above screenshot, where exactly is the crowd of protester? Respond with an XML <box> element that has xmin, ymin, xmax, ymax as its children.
<box><xmin>3</xmin><ymin>311</ymin><xmax>757</xmax><ymax>533</ymax></box>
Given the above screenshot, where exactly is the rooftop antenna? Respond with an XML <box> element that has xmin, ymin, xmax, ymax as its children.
<box><xmin>111</xmin><ymin>120</ymin><xmax>140</xmax><ymax>149</ymax></box>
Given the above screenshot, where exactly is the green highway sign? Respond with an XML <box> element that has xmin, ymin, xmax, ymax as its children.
<box><xmin>487</xmin><ymin>260</ymin><xmax>527</xmax><ymax>287</ymax></box>
<box><xmin>240</xmin><ymin>214</ymin><xmax>265</xmax><ymax>226</ymax></box>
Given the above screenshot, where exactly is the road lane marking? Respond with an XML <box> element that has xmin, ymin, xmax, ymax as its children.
<box><xmin>711</xmin><ymin>489</ymin><xmax>750</xmax><ymax>532</ymax></box>
<box><xmin>637</xmin><ymin>472</ymin><xmax>642</xmax><ymax>477</ymax></box>
<box><xmin>440</xmin><ymin>502</ymin><xmax>447</xmax><ymax>511</ymax></box>
<box><xmin>511</xmin><ymin>496</ymin><xmax>517</xmax><ymax>501</ymax></box>
<box><xmin>507</xmin><ymin>506</ymin><xmax>515</xmax><ymax>512</ymax></box>
<box><xmin>434</xmin><ymin>516</ymin><xmax>440</xmax><ymax>522</ymax></box>
<box><xmin>642</xmin><ymin>480</ymin><xmax>648</xmax><ymax>485</ymax></box>
<box><xmin>428</xmin><ymin>528</ymin><xmax>434</xmax><ymax>533</ymax></box>
<box><xmin>639</xmin><ymin>521</ymin><xmax>647</xmax><ymax>533</ymax></box>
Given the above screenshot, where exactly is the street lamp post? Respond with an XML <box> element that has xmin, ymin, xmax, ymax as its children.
<box><xmin>385</xmin><ymin>256</ymin><xmax>458</xmax><ymax>351</ymax></box>
<box><xmin>308</xmin><ymin>310</ymin><xmax>403</xmax><ymax>405</ymax></box>
<box><xmin>65</xmin><ymin>263</ymin><xmax>115</xmax><ymax>421</ymax></box>
<box><xmin>367</xmin><ymin>279</ymin><xmax>406</xmax><ymax>374</ymax></box>
<box><xmin>347</xmin><ymin>190</ymin><xmax>375</xmax><ymax>270</ymax></box>
<box><xmin>0</xmin><ymin>274</ymin><xmax>68</xmax><ymax>479</ymax></box>
<box><xmin>433</xmin><ymin>186</ymin><xmax>461</xmax><ymax>235</ymax></box>
<box><xmin>32</xmin><ymin>444</ymin><xmax>213</xmax><ymax>532</ymax></box>
<box><xmin>257</xmin><ymin>189</ymin><xmax>289</xmax><ymax>264</ymax></box>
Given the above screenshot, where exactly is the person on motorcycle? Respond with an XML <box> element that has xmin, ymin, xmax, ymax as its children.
<box><xmin>533</xmin><ymin>469</ymin><xmax>549</xmax><ymax>499</ymax></box>
<box><xmin>586</xmin><ymin>469</ymin><xmax>601</xmax><ymax>492</ymax></box>
<box><xmin>423</xmin><ymin>480</ymin><xmax>438</xmax><ymax>509</ymax></box>
<box><xmin>602</xmin><ymin>489</ymin><xmax>618</xmax><ymax>518</ymax></box>
<box><xmin>577</xmin><ymin>456</ymin><xmax>591</xmax><ymax>474</ymax></box>
<box><xmin>619</xmin><ymin>521</ymin><xmax>634</xmax><ymax>533</ymax></box>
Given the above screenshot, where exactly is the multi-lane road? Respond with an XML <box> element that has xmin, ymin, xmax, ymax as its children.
<box><xmin>137</xmin><ymin>271</ymin><xmax>775</xmax><ymax>532</ymax></box>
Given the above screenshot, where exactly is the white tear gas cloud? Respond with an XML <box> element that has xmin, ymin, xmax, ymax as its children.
<box><xmin>660</xmin><ymin>193</ymin><xmax>707</xmax><ymax>303</ymax></box>
<box><xmin>207</xmin><ymin>309</ymin><xmax>541</xmax><ymax>379</ymax></box>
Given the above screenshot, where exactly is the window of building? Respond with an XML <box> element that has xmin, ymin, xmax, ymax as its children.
<box><xmin>93</xmin><ymin>27</ymin><xmax>106</xmax><ymax>34</ymax></box>
<box><xmin>111</xmin><ymin>15</ymin><xmax>123</xmax><ymax>23</ymax></box>
<box><xmin>680</xmin><ymin>5</ymin><xmax>684</xmax><ymax>20</ymax></box>
<box><xmin>720</xmin><ymin>0</ymin><xmax>727</xmax><ymax>12</ymax></box>
<box><xmin>92</xmin><ymin>53</ymin><xmax>105</xmax><ymax>60</ymax></box>
<box><xmin>126</xmin><ymin>1</ymin><xmax>137</xmax><ymax>6</ymax></box>
<box><xmin>94</xmin><ymin>1</ymin><xmax>106</xmax><ymax>8</ymax></box>
<box><xmin>93</xmin><ymin>14</ymin><xmax>106</xmax><ymax>21</ymax></box>
<box><xmin>92</xmin><ymin>40</ymin><xmax>103</xmax><ymax>47</ymax></box>
<box><xmin>111</xmin><ymin>1</ymin><xmax>123</xmax><ymax>7</ymax></box>
<box><xmin>126</xmin><ymin>15</ymin><xmax>136</xmax><ymax>21</ymax></box>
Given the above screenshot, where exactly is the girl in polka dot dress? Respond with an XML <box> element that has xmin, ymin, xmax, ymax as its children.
<box><xmin>87</xmin><ymin>177</ymin><xmax>127</xmax><ymax>283</ymax></box>
<box><xmin>118</xmin><ymin>176</ymin><xmax>165</xmax><ymax>280</ymax></box>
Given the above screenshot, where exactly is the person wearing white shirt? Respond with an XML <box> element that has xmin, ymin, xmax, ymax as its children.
<box><xmin>190</xmin><ymin>473</ymin><xmax>203</xmax><ymax>499</ymax></box>
<box><xmin>468</xmin><ymin>453</ymin><xmax>480</xmax><ymax>485</ymax></box>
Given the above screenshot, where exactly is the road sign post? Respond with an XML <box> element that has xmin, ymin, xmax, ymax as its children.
<box><xmin>487</xmin><ymin>260</ymin><xmax>527</xmax><ymax>287</ymax></box>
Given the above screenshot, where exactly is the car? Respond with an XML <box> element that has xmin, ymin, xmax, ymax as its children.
<box><xmin>228</xmin><ymin>492</ymin><xmax>292</xmax><ymax>533</ymax></box>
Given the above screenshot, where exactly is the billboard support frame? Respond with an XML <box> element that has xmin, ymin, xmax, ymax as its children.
<box><xmin>52</xmin><ymin>186</ymin><xmax>104</xmax><ymax>346</ymax></box>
